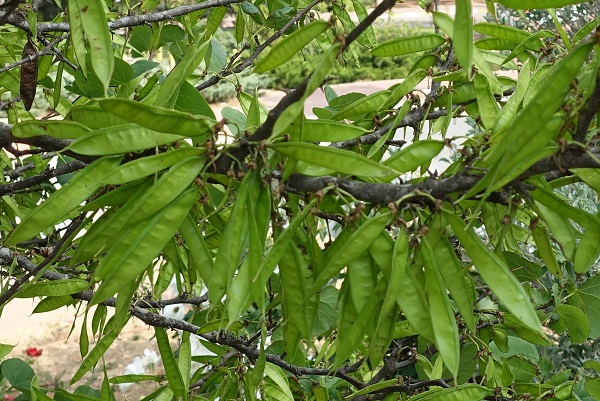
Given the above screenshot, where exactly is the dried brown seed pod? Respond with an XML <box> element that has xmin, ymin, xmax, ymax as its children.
<box><xmin>20</xmin><ymin>38</ymin><xmax>38</xmax><ymax>111</ymax></box>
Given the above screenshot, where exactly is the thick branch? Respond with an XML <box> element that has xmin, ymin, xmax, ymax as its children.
<box><xmin>0</xmin><ymin>160</ymin><xmax>86</xmax><ymax>196</ymax></box>
<box><xmin>287</xmin><ymin>148</ymin><xmax>600</xmax><ymax>205</ymax></box>
<box><xmin>1</xmin><ymin>0</ymin><xmax>246</xmax><ymax>33</ymax></box>
<box><xmin>0</xmin><ymin>123</ymin><xmax>95</xmax><ymax>163</ymax></box>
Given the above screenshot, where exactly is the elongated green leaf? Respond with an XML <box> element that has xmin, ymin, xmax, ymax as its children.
<box><xmin>17</xmin><ymin>279</ymin><xmax>88</xmax><ymax>298</ymax></box>
<box><xmin>6</xmin><ymin>156</ymin><xmax>122</xmax><ymax>245</ymax></box>
<box><xmin>497</xmin><ymin>0</ymin><xmax>587</xmax><ymax>9</ymax></box>
<box><xmin>370</xmin><ymin>230</ymin><xmax>408</xmax><ymax>366</ymax></box>
<box><xmin>334</xmin><ymin>279</ymin><xmax>386</xmax><ymax>368</ymax></box>
<box><xmin>252</xmin><ymin>198</ymin><xmax>317</xmax><ymax>289</ymax></box>
<box><xmin>90</xmin><ymin>190</ymin><xmax>196</xmax><ymax>304</ymax></box>
<box><xmin>67</xmin><ymin>0</ymin><xmax>87</xmax><ymax>77</ymax></box>
<box><xmin>67</xmin><ymin>124</ymin><xmax>187</xmax><ymax>155</ymax></box>
<box><xmin>75</xmin><ymin>157</ymin><xmax>203</xmax><ymax>264</ymax></box>
<box><xmin>474</xmin><ymin>22</ymin><xmax>545</xmax><ymax>47</ymax></box>
<box><xmin>493</xmin><ymin>59</ymin><xmax>531</xmax><ymax>135</ymax></box>
<box><xmin>444</xmin><ymin>210</ymin><xmax>544</xmax><ymax>334</ymax></box>
<box><xmin>410</xmin><ymin>384</ymin><xmax>493</xmax><ymax>401</ymax></box>
<box><xmin>384</xmin><ymin>69</ymin><xmax>428</xmax><ymax>108</ymax></box>
<box><xmin>454</xmin><ymin>0</ymin><xmax>473</xmax><ymax>73</ymax></box>
<box><xmin>271</xmin><ymin>142</ymin><xmax>399</xmax><ymax>178</ymax></box>
<box><xmin>314</xmin><ymin>213</ymin><xmax>389</xmax><ymax>291</ymax></box>
<box><xmin>332</xmin><ymin>90</ymin><xmax>392</xmax><ymax>120</ymax></box>
<box><xmin>474</xmin><ymin>74</ymin><xmax>499</xmax><ymax>129</ymax></box>
<box><xmin>73</xmin><ymin>0</ymin><xmax>113</xmax><ymax>93</ymax></box>
<box><xmin>32</xmin><ymin>295</ymin><xmax>74</xmax><ymax>313</ymax></box>
<box><xmin>383</xmin><ymin>140</ymin><xmax>444</xmax><ymax>176</ymax></box>
<box><xmin>155</xmin><ymin>327</ymin><xmax>187</xmax><ymax>399</ymax></box>
<box><xmin>254</xmin><ymin>20</ymin><xmax>330</xmax><ymax>73</ymax></box>
<box><xmin>573</xmin><ymin>16</ymin><xmax>600</xmax><ymax>43</ymax></box>
<box><xmin>273</xmin><ymin>43</ymin><xmax>341</xmax><ymax>137</ymax></box>
<box><xmin>104</xmin><ymin>148</ymin><xmax>205</xmax><ymax>185</ymax></box>
<box><xmin>99</xmin><ymin>98</ymin><xmax>215</xmax><ymax>137</ymax></box>
<box><xmin>370</xmin><ymin>34</ymin><xmax>445</xmax><ymax>57</ymax></box>
<box><xmin>264</xmin><ymin>363</ymin><xmax>294</xmax><ymax>401</ymax></box>
<box><xmin>208</xmin><ymin>175</ymin><xmax>250</xmax><ymax>304</ymax></box>
<box><xmin>300</xmin><ymin>119</ymin><xmax>369</xmax><ymax>142</ymax></box>
<box><xmin>11</xmin><ymin>120</ymin><xmax>91</xmax><ymax>139</ymax></box>
<box><xmin>180</xmin><ymin>214</ymin><xmax>214</xmax><ymax>287</ymax></box>
<box><xmin>488</xmin><ymin>41</ymin><xmax>593</xmax><ymax>166</ymax></box>
<box><xmin>156</xmin><ymin>39</ymin><xmax>209</xmax><ymax>109</ymax></box>
<box><xmin>108</xmin><ymin>375</ymin><xmax>161</xmax><ymax>384</ymax></box>
<box><xmin>421</xmin><ymin>237</ymin><xmax>460</xmax><ymax>378</ymax></box>
<box><xmin>71</xmin><ymin>319</ymin><xmax>127</xmax><ymax>384</ymax></box>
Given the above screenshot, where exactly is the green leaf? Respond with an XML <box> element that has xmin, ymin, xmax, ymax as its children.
<box><xmin>254</xmin><ymin>20</ymin><xmax>330</xmax><ymax>73</ymax></box>
<box><xmin>264</xmin><ymin>363</ymin><xmax>293</xmax><ymax>401</ymax></box>
<box><xmin>496</xmin><ymin>0</ymin><xmax>588</xmax><ymax>9</ymax></box>
<box><xmin>0</xmin><ymin>343</ymin><xmax>15</xmax><ymax>359</ymax></box>
<box><xmin>453</xmin><ymin>0</ymin><xmax>473</xmax><ymax>73</ymax></box>
<box><xmin>271</xmin><ymin>142</ymin><xmax>399</xmax><ymax>178</ymax></box>
<box><xmin>11</xmin><ymin>120</ymin><xmax>91</xmax><ymax>139</ymax></box>
<box><xmin>1</xmin><ymin>359</ymin><xmax>34</xmax><ymax>390</ymax></box>
<box><xmin>100</xmin><ymin>98</ymin><xmax>214</xmax><ymax>137</ymax></box>
<box><xmin>553</xmin><ymin>304</ymin><xmax>590</xmax><ymax>343</ymax></box>
<box><xmin>17</xmin><ymin>279</ymin><xmax>89</xmax><ymax>298</ymax></box>
<box><xmin>155</xmin><ymin>39</ymin><xmax>209</xmax><ymax>109</ymax></box>
<box><xmin>312</xmin><ymin>286</ymin><xmax>338</xmax><ymax>336</ymax></box>
<box><xmin>382</xmin><ymin>140</ymin><xmax>445</xmax><ymax>178</ymax></box>
<box><xmin>444</xmin><ymin>211</ymin><xmax>545</xmax><ymax>335</ymax></box>
<box><xmin>67</xmin><ymin>124</ymin><xmax>187</xmax><ymax>156</ymax></box>
<box><xmin>576</xmin><ymin>276</ymin><xmax>600</xmax><ymax>338</ymax></box>
<box><xmin>5</xmin><ymin>156</ymin><xmax>122</xmax><ymax>245</ymax></box>
<box><xmin>72</xmin><ymin>0</ymin><xmax>114</xmax><ymax>93</ymax></box>
<box><xmin>155</xmin><ymin>327</ymin><xmax>187</xmax><ymax>399</ymax></box>
<box><xmin>300</xmin><ymin>120</ymin><xmax>369</xmax><ymax>142</ymax></box>
<box><xmin>90</xmin><ymin>190</ymin><xmax>196</xmax><ymax>304</ymax></box>
<box><xmin>585</xmin><ymin>379</ymin><xmax>600</xmax><ymax>400</ymax></box>
<box><xmin>422</xmin><ymin>237</ymin><xmax>460</xmax><ymax>378</ymax></box>
<box><xmin>370</xmin><ymin>34</ymin><xmax>445</xmax><ymax>57</ymax></box>
<box><xmin>409</xmin><ymin>384</ymin><xmax>493</xmax><ymax>401</ymax></box>
<box><xmin>315</xmin><ymin>213</ymin><xmax>389</xmax><ymax>291</ymax></box>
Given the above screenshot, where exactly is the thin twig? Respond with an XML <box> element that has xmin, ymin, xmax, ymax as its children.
<box><xmin>0</xmin><ymin>214</ymin><xmax>85</xmax><ymax>306</ymax></box>
<box><xmin>0</xmin><ymin>34</ymin><xmax>68</xmax><ymax>74</ymax></box>
<box><xmin>196</xmin><ymin>0</ymin><xmax>324</xmax><ymax>91</ymax></box>
<box><xmin>0</xmin><ymin>160</ymin><xmax>87</xmax><ymax>196</ymax></box>
<box><xmin>36</xmin><ymin>33</ymin><xmax>77</xmax><ymax>70</ymax></box>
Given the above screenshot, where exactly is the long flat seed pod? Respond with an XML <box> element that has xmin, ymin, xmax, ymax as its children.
<box><xmin>20</xmin><ymin>38</ymin><xmax>38</xmax><ymax>111</ymax></box>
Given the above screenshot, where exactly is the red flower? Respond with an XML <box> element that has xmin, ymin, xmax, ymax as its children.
<box><xmin>25</xmin><ymin>347</ymin><xmax>42</xmax><ymax>357</ymax></box>
<box><xmin>4</xmin><ymin>395</ymin><xmax>15</xmax><ymax>400</ymax></box>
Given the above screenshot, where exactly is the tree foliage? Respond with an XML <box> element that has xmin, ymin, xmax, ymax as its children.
<box><xmin>0</xmin><ymin>0</ymin><xmax>600</xmax><ymax>400</ymax></box>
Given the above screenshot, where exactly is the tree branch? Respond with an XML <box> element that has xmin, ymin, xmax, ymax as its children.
<box><xmin>287</xmin><ymin>148</ymin><xmax>600</xmax><ymax>205</ymax></box>
<box><xmin>0</xmin><ymin>160</ymin><xmax>87</xmax><ymax>196</ymax></box>
<box><xmin>196</xmin><ymin>0</ymin><xmax>325</xmax><ymax>92</ymax></box>
<box><xmin>1</xmin><ymin>0</ymin><xmax>247</xmax><ymax>33</ymax></box>
<box><xmin>0</xmin><ymin>214</ymin><xmax>85</xmax><ymax>306</ymax></box>
<box><xmin>0</xmin><ymin>34</ymin><xmax>69</xmax><ymax>75</ymax></box>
